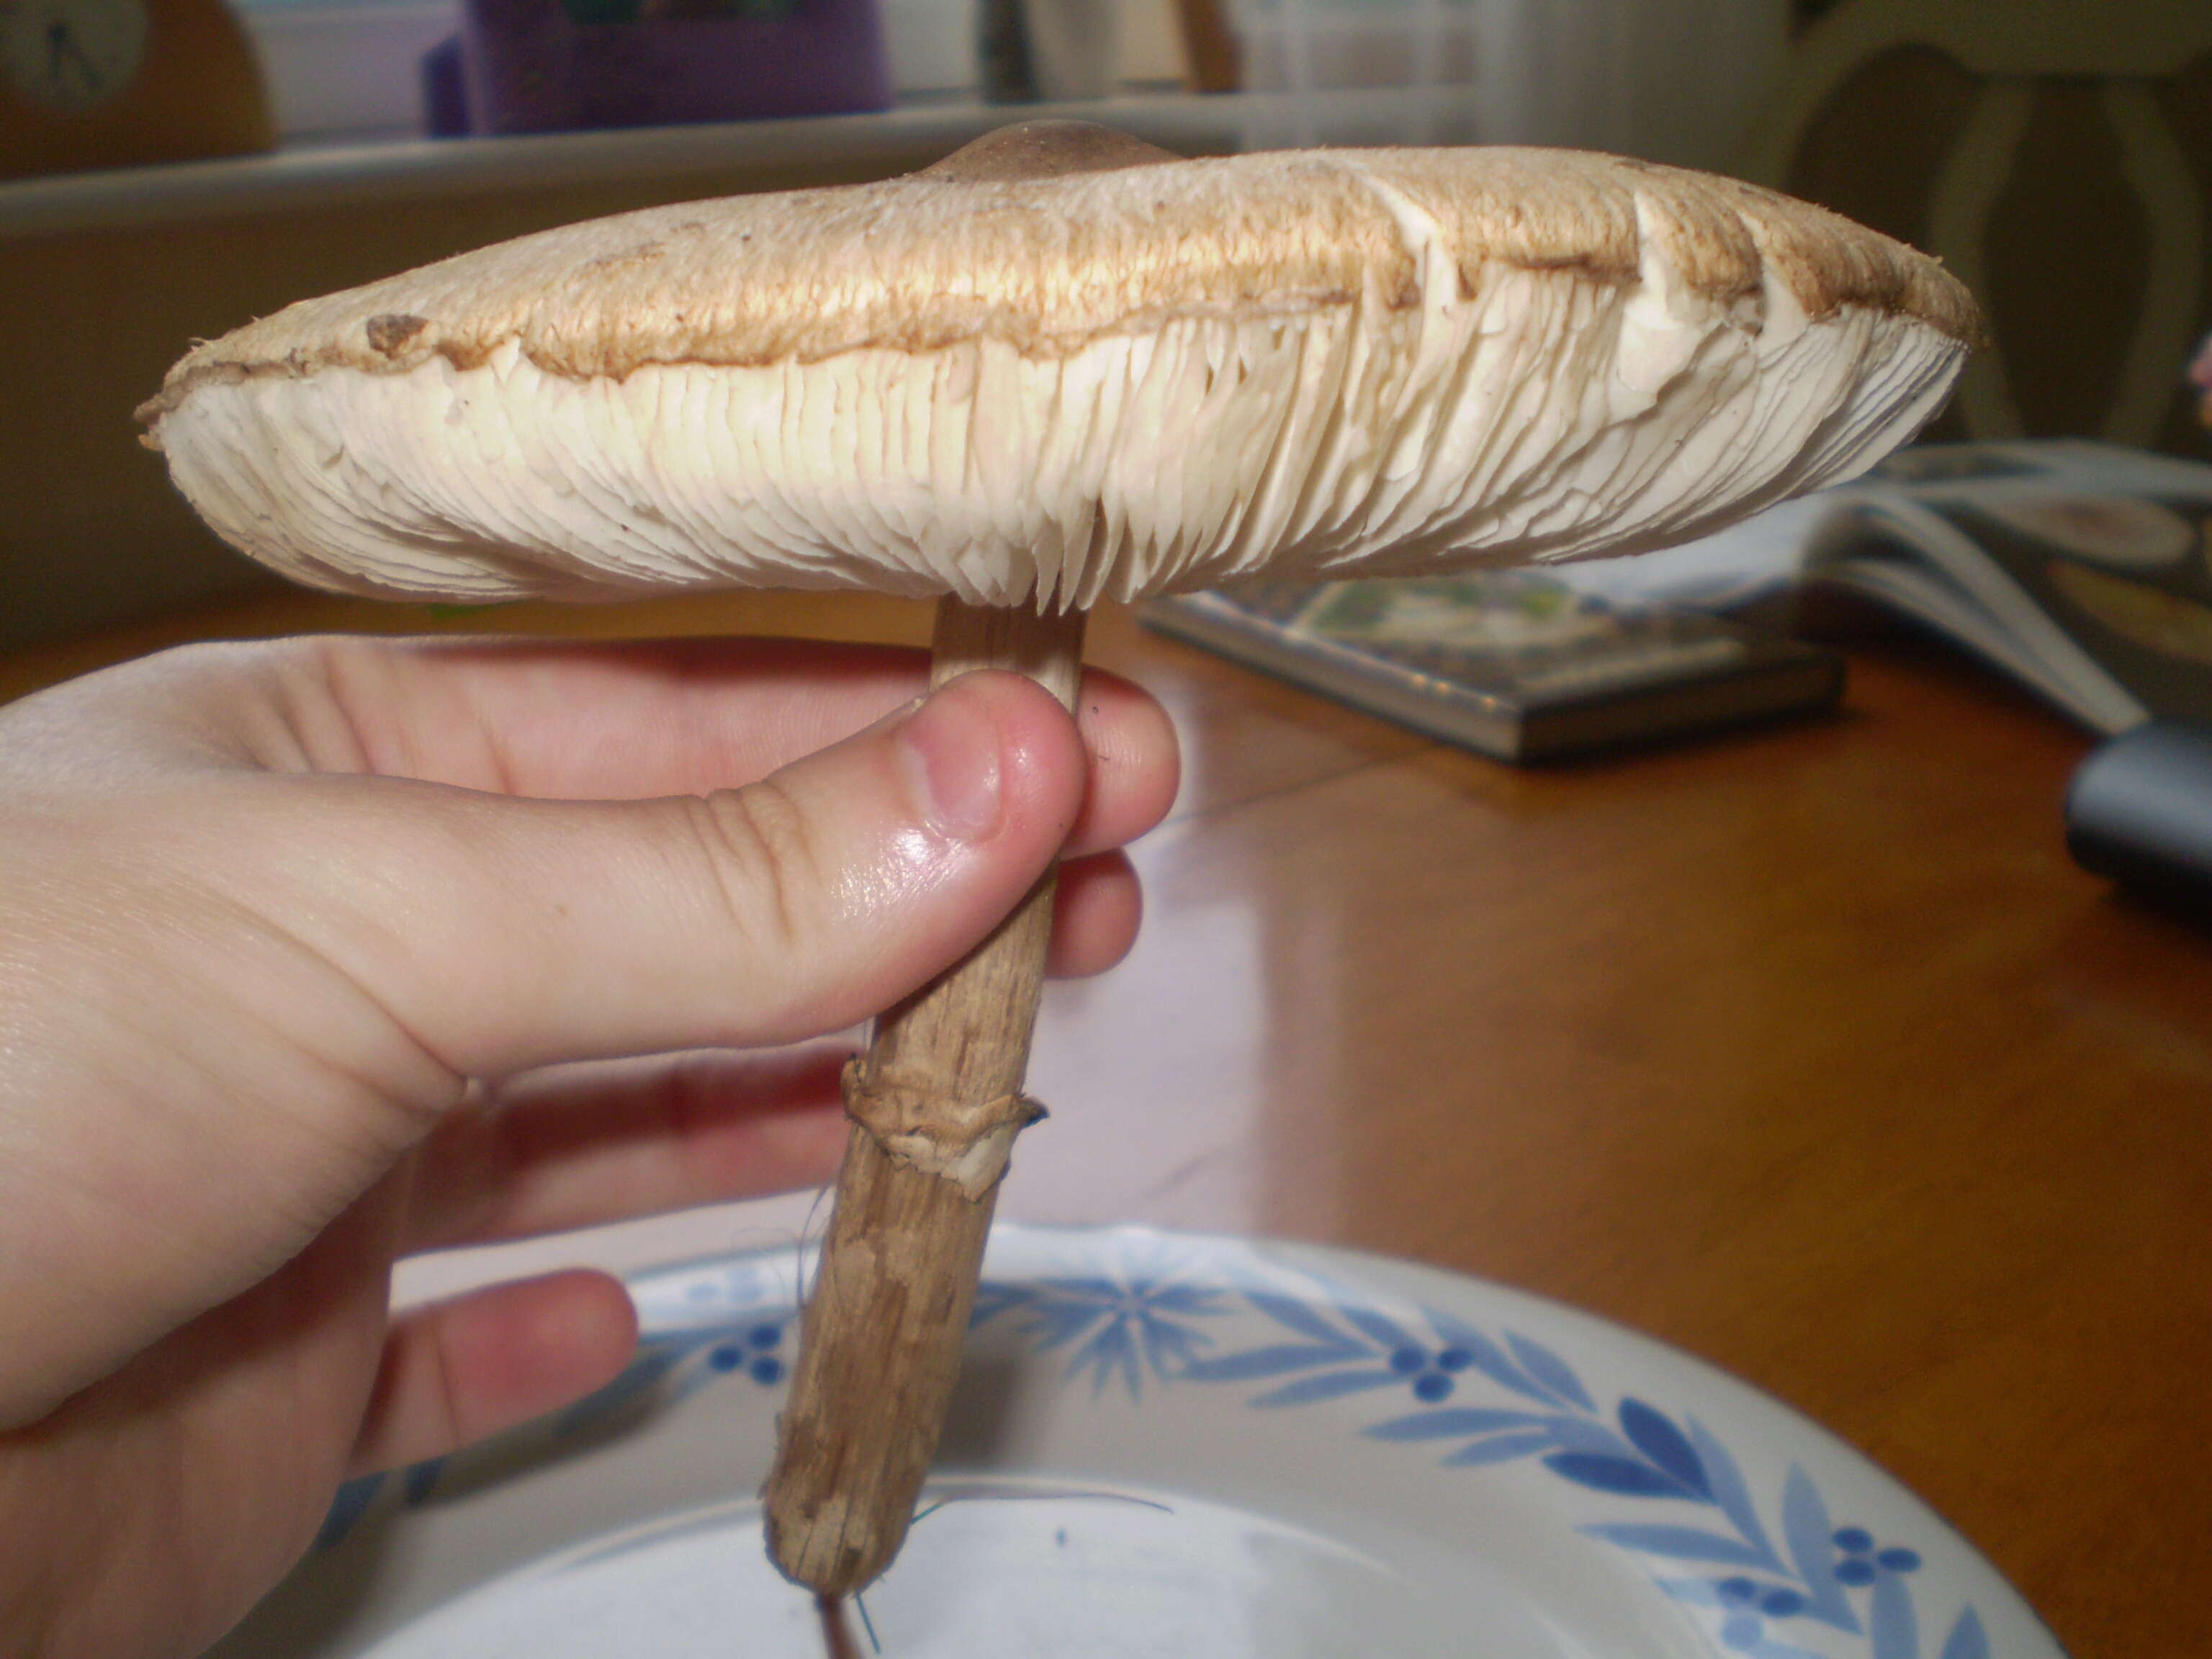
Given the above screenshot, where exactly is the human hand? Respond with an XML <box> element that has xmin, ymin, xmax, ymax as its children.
<box><xmin>0</xmin><ymin>632</ymin><xmax>1177</xmax><ymax>1659</ymax></box>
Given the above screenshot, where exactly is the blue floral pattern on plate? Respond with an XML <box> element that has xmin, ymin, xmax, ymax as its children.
<box><xmin>967</xmin><ymin>1260</ymin><xmax>1991</xmax><ymax>1659</ymax></box>
<box><xmin>323</xmin><ymin>1229</ymin><xmax>2030</xmax><ymax>1659</ymax></box>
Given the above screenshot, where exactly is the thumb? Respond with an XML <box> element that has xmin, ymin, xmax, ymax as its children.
<box><xmin>282</xmin><ymin>670</ymin><xmax>1089</xmax><ymax>1081</ymax></box>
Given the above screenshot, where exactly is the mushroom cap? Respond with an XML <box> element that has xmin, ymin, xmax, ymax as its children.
<box><xmin>141</xmin><ymin>141</ymin><xmax>1979</xmax><ymax>609</ymax></box>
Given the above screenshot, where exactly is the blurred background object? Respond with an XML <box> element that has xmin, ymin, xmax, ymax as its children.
<box><xmin>2067</xmin><ymin>718</ymin><xmax>2212</xmax><ymax>917</ymax></box>
<box><xmin>979</xmin><ymin>0</ymin><xmax>1122</xmax><ymax>102</ymax></box>
<box><xmin>433</xmin><ymin>0</ymin><xmax>892</xmax><ymax>136</ymax></box>
<box><xmin>2190</xmin><ymin>330</ymin><xmax>2212</xmax><ymax>433</ymax></box>
<box><xmin>1226</xmin><ymin>0</ymin><xmax>1789</xmax><ymax>153</ymax></box>
<box><xmin>1739</xmin><ymin>0</ymin><xmax>2212</xmax><ymax>457</ymax></box>
<box><xmin>0</xmin><ymin>0</ymin><xmax>271</xmax><ymax>179</ymax></box>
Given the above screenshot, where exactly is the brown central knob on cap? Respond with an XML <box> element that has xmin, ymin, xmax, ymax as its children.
<box><xmin>916</xmin><ymin>118</ymin><xmax>1182</xmax><ymax>182</ymax></box>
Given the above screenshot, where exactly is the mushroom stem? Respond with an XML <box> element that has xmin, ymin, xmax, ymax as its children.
<box><xmin>765</xmin><ymin>595</ymin><xmax>1088</xmax><ymax>1596</ymax></box>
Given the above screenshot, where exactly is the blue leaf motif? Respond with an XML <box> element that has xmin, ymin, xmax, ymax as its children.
<box><xmin>1542</xmin><ymin>1452</ymin><xmax>1689</xmax><ymax>1498</ymax></box>
<box><xmin>315</xmin><ymin>1474</ymin><xmax>385</xmax><ymax>1550</ymax></box>
<box><xmin>554</xmin><ymin>1346</ymin><xmax>678</xmax><ymax>1434</ymax></box>
<box><xmin>1071</xmin><ymin>1318</ymin><xmax>1143</xmax><ymax>1397</ymax></box>
<box><xmin>1038</xmin><ymin>1275</ymin><xmax>1125</xmax><ymax>1302</ymax></box>
<box><xmin>966</xmin><ymin>1246</ymin><xmax>1975</xmax><ymax>1659</ymax></box>
<box><xmin>1137</xmin><ymin>1312</ymin><xmax>1211</xmax><ymax>1379</ymax></box>
<box><xmin>1505</xmin><ymin>1331</ymin><xmax>1595</xmax><ymax>1411</ymax></box>
<box><xmin>1138</xmin><ymin>1282</ymin><xmax>1225</xmax><ymax>1316</ymax></box>
<box><xmin>1687</xmin><ymin>1417</ymin><xmax>1781</xmax><ymax>1570</ymax></box>
<box><xmin>1243</xmin><ymin>1290</ymin><xmax>1362</xmax><ymax>1349</ymax></box>
<box><xmin>1421</xmin><ymin>1308</ymin><xmax>1555</xmax><ymax>1405</ymax></box>
<box><xmin>1579</xmin><ymin>1524</ymin><xmax>1780</xmax><ymax>1568</ymax></box>
<box><xmin>1183</xmin><ymin>1343</ymin><xmax>1368</xmax><ymax>1383</ymax></box>
<box><xmin>1336</xmin><ymin>1303</ymin><xmax>1419</xmax><ymax>1353</ymax></box>
<box><xmin>1250</xmin><ymin>1367</ymin><xmax>1406</xmax><ymax>1407</ymax></box>
<box><xmin>1110</xmin><ymin>1331</ymin><xmax>1151</xmax><ymax>1398</ymax></box>
<box><xmin>667</xmin><ymin>1346</ymin><xmax>750</xmax><ymax>1408</ymax></box>
<box><xmin>1871</xmin><ymin>1569</ymin><xmax>1920</xmax><ymax>1659</ymax></box>
<box><xmin>1653</xmin><ymin>1576</ymin><xmax>1804</xmax><ymax>1612</ymax></box>
<box><xmin>1939</xmin><ymin>1609</ymin><xmax>1989</xmax><ymax>1659</ymax></box>
<box><xmin>1025</xmin><ymin>1301</ymin><xmax>1114</xmax><ymax>1353</ymax></box>
<box><xmin>1544</xmin><ymin>1415</ymin><xmax>1640</xmax><ymax>1458</ymax></box>
<box><xmin>400</xmin><ymin>1457</ymin><xmax>444</xmax><ymax>1505</ymax></box>
<box><xmin>1743</xmin><ymin>1637</ymin><xmax>1833</xmax><ymax>1659</ymax></box>
<box><xmin>969</xmin><ymin>1282</ymin><xmax>1033</xmax><ymax>1326</ymax></box>
<box><xmin>1618</xmin><ymin>1400</ymin><xmax>1711</xmax><ymax>1498</ymax></box>
<box><xmin>1781</xmin><ymin>1466</ymin><xmax>1862</xmax><ymax>1635</ymax></box>
<box><xmin>1442</xmin><ymin>1430</ymin><xmax>1559</xmax><ymax>1467</ymax></box>
<box><xmin>1365</xmin><ymin>1408</ymin><xmax>1550</xmax><ymax>1442</ymax></box>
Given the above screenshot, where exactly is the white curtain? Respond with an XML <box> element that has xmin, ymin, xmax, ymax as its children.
<box><xmin>1233</xmin><ymin>0</ymin><xmax>1792</xmax><ymax>169</ymax></box>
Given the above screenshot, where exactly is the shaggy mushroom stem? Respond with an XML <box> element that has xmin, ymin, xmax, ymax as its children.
<box><xmin>763</xmin><ymin>119</ymin><xmax>1180</xmax><ymax>1601</ymax></box>
<box><xmin>765</xmin><ymin>597</ymin><xmax>1086</xmax><ymax>1594</ymax></box>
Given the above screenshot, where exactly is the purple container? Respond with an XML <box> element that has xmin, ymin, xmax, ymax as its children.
<box><xmin>460</xmin><ymin>0</ymin><xmax>892</xmax><ymax>135</ymax></box>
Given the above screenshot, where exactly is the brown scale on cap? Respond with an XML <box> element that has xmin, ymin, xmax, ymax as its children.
<box><xmin>361</xmin><ymin>313</ymin><xmax>430</xmax><ymax>357</ymax></box>
<box><xmin>138</xmin><ymin>127</ymin><xmax>1977</xmax><ymax>420</ymax></box>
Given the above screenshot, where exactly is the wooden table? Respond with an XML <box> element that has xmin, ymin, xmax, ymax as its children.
<box><xmin>7</xmin><ymin>588</ymin><xmax>2207</xmax><ymax>1656</ymax></box>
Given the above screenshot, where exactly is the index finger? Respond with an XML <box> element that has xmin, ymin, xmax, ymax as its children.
<box><xmin>137</xmin><ymin>634</ymin><xmax>1179</xmax><ymax>860</ymax></box>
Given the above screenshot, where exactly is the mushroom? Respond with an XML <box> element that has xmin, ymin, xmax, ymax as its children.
<box><xmin>138</xmin><ymin>121</ymin><xmax>1979</xmax><ymax>1601</ymax></box>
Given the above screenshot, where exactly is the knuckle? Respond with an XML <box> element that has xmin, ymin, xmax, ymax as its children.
<box><xmin>675</xmin><ymin>781</ymin><xmax>824</xmax><ymax>959</ymax></box>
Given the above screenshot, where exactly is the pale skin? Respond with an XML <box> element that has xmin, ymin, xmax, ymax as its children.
<box><xmin>0</xmin><ymin>632</ymin><xmax>1179</xmax><ymax>1659</ymax></box>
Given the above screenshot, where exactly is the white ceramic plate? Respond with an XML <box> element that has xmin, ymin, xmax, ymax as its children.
<box><xmin>211</xmin><ymin>1226</ymin><xmax>2064</xmax><ymax>1659</ymax></box>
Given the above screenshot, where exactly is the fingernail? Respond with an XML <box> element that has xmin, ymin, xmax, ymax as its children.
<box><xmin>894</xmin><ymin>682</ymin><xmax>1005</xmax><ymax>842</ymax></box>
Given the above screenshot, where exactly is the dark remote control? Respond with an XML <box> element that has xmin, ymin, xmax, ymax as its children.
<box><xmin>2066</xmin><ymin>721</ymin><xmax>2212</xmax><ymax>916</ymax></box>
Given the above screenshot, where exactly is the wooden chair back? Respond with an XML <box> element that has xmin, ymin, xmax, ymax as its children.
<box><xmin>1740</xmin><ymin>0</ymin><xmax>2212</xmax><ymax>454</ymax></box>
